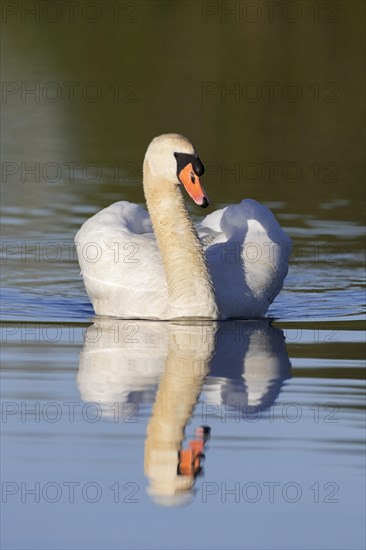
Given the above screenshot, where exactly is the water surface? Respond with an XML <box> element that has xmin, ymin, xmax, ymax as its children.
<box><xmin>1</xmin><ymin>2</ymin><xmax>365</xmax><ymax>549</ymax></box>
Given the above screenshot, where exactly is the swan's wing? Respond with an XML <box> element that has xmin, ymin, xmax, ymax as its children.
<box><xmin>198</xmin><ymin>200</ymin><xmax>291</xmax><ymax>317</ymax></box>
<box><xmin>197</xmin><ymin>207</ymin><xmax>226</xmax><ymax>249</ymax></box>
<box><xmin>75</xmin><ymin>201</ymin><xmax>168</xmax><ymax>318</ymax></box>
<box><xmin>237</xmin><ymin>199</ymin><xmax>292</xmax><ymax>307</ymax></box>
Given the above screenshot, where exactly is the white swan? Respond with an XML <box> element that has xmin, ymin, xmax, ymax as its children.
<box><xmin>75</xmin><ymin>133</ymin><xmax>291</xmax><ymax>319</ymax></box>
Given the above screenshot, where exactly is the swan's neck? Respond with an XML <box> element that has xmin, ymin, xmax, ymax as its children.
<box><xmin>143</xmin><ymin>162</ymin><xmax>218</xmax><ymax>318</ymax></box>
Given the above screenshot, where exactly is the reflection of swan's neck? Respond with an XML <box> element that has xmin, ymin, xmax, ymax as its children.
<box><xmin>143</xmin><ymin>161</ymin><xmax>217</xmax><ymax>318</ymax></box>
<box><xmin>144</xmin><ymin>325</ymin><xmax>216</xmax><ymax>499</ymax></box>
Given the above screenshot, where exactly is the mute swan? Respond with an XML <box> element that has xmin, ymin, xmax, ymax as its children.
<box><xmin>75</xmin><ymin>133</ymin><xmax>291</xmax><ymax>319</ymax></box>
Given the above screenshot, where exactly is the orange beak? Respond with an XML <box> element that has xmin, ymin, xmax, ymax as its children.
<box><xmin>178</xmin><ymin>163</ymin><xmax>210</xmax><ymax>208</ymax></box>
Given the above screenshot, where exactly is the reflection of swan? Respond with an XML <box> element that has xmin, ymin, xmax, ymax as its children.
<box><xmin>75</xmin><ymin>134</ymin><xmax>291</xmax><ymax>319</ymax></box>
<box><xmin>77</xmin><ymin>319</ymin><xmax>291</xmax><ymax>506</ymax></box>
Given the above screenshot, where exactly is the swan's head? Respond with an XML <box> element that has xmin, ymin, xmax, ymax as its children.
<box><xmin>144</xmin><ymin>133</ymin><xmax>209</xmax><ymax>208</ymax></box>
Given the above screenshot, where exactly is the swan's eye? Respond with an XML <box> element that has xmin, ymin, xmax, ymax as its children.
<box><xmin>174</xmin><ymin>152</ymin><xmax>205</xmax><ymax>179</ymax></box>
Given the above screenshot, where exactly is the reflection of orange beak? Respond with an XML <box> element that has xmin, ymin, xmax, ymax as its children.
<box><xmin>178</xmin><ymin>426</ymin><xmax>210</xmax><ymax>477</ymax></box>
<box><xmin>178</xmin><ymin>163</ymin><xmax>209</xmax><ymax>208</ymax></box>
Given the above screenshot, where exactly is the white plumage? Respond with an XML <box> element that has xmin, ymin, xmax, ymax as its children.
<box><xmin>75</xmin><ymin>134</ymin><xmax>291</xmax><ymax>319</ymax></box>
